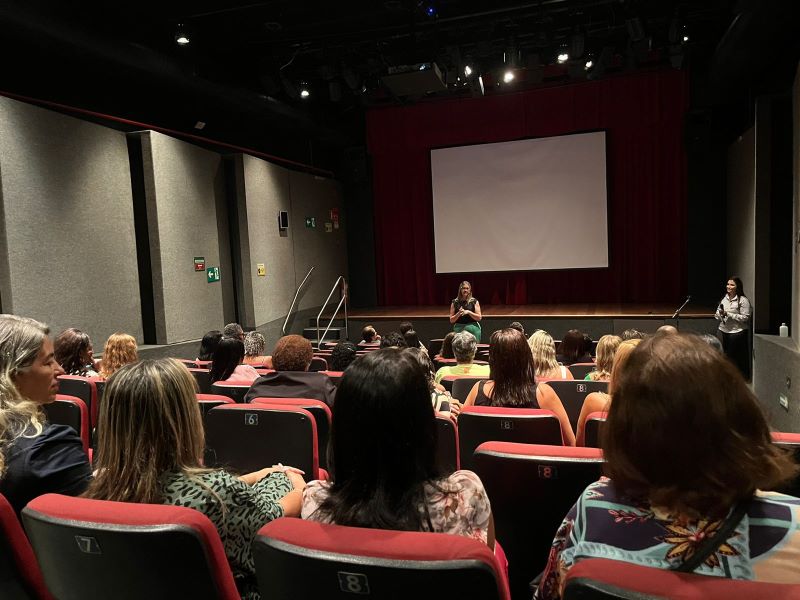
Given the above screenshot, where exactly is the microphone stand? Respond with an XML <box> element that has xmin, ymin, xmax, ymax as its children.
<box><xmin>671</xmin><ymin>295</ymin><xmax>691</xmax><ymax>331</ymax></box>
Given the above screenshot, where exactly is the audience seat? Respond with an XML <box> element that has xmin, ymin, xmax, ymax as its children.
<box><xmin>450</xmin><ymin>376</ymin><xmax>490</xmax><ymax>402</ymax></box>
<box><xmin>567</xmin><ymin>362</ymin><xmax>596</xmax><ymax>380</ymax></box>
<box><xmin>428</xmin><ymin>338</ymin><xmax>445</xmax><ymax>357</ymax></box>
<box><xmin>320</xmin><ymin>370</ymin><xmax>344</xmax><ymax>384</ymax></box>
<box><xmin>771</xmin><ymin>432</ymin><xmax>800</xmax><ymax>497</ymax></box>
<box><xmin>188</xmin><ymin>368</ymin><xmax>212</xmax><ymax>394</ymax></box>
<box><xmin>473</xmin><ymin>442</ymin><xmax>604</xmax><ymax>600</ymax></box>
<box><xmin>196</xmin><ymin>394</ymin><xmax>235</xmax><ymax>419</ymax></box>
<box><xmin>210</xmin><ymin>382</ymin><xmax>251</xmax><ymax>403</ymax></box>
<box><xmin>22</xmin><ymin>494</ymin><xmax>240</xmax><ymax>600</ymax></box>
<box><xmin>579</xmin><ymin>412</ymin><xmax>608</xmax><ymax>448</ymax></box>
<box><xmin>562</xmin><ymin>557</ymin><xmax>800</xmax><ymax>600</ymax></box>
<box><xmin>251</xmin><ymin>397</ymin><xmax>332</xmax><ymax>470</ymax></box>
<box><xmin>544</xmin><ymin>380</ymin><xmax>609</xmax><ymax>432</ymax></box>
<box><xmin>44</xmin><ymin>395</ymin><xmax>90</xmax><ymax>454</ymax></box>
<box><xmin>56</xmin><ymin>375</ymin><xmax>98</xmax><ymax>429</ymax></box>
<box><xmin>204</xmin><ymin>404</ymin><xmax>319</xmax><ymax>479</ymax></box>
<box><xmin>458</xmin><ymin>407</ymin><xmax>563</xmax><ymax>470</ymax></box>
<box><xmin>252</xmin><ymin>517</ymin><xmax>510</xmax><ymax>600</ymax></box>
<box><xmin>435</xmin><ymin>414</ymin><xmax>459</xmax><ymax>474</ymax></box>
<box><xmin>179</xmin><ymin>359</ymin><xmax>200</xmax><ymax>369</ymax></box>
<box><xmin>0</xmin><ymin>493</ymin><xmax>52</xmax><ymax>600</ymax></box>
<box><xmin>309</xmin><ymin>357</ymin><xmax>328</xmax><ymax>372</ymax></box>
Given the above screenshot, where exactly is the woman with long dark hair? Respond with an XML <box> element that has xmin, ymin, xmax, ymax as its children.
<box><xmin>196</xmin><ymin>330</ymin><xmax>222</xmax><ymax>361</ymax></box>
<box><xmin>715</xmin><ymin>276</ymin><xmax>752</xmax><ymax>379</ymax></box>
<box><xmin>302</xmin><ymin>348</ymin><xmax>493</xmax><ymax>545</ymax></box>
<box><xmin>465</xmin><ymin>328</ymin><xmax>575</xmax><ymax>445</ymax></box>
<box><xmin>209</xmin><ymin>337</ymin><xmax>259</xmax><ymax>384</ymax></box>
<box><xmin>556</xmin><ymin>329</ymin><xmax>592</xmax><ymax>366</ymax></box>
<box><xmin>54</xmin><ymin>328</ymin><xmax>98</xmax><ymax>376</ymax></box>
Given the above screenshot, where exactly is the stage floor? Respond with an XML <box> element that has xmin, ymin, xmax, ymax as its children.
<box><xmin>348</xmin><ymin>303</ymin><xmax>714</xmax><ymax>320</ymax></box>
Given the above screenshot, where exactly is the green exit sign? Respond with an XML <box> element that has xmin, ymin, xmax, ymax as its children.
<box><xmin>206</xmin><ymin>267</ymin><xmax>220</xmax><ymax>283</ymax></box>
<box><xmin>305</xmin><ymin>217</ymin><xmax>316</xmax><ymax>228</ymax></box>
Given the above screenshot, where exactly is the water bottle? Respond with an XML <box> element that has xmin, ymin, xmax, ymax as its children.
<box><xmin>779</xmin><ymin>323</ymin><xmax>789</xmax><ymax>337</ymax></box>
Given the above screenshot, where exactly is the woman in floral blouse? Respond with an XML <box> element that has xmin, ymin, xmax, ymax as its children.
<box><xmin>536</xmin><ymin>334</ymin><xmax>800</xmax><ymax>599</ymax></box>
<box><xmin>302</xmin><ymin>348</ymin><xmax>493</xmax><ymax>546</ymax></box>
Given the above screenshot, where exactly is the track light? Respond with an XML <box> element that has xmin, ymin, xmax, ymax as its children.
<box><xmin>503</xmin><ymin>70</ymin><xmax>515</xmax><ymax>83</ymax></box>
<box><xmin>175</xmin><ymin>24</ymin><xmax>190</xmax><ymax>45</ymax></box>
<box><xmin>464</xmin><ymin>65</ymin><xmax>473</xmax><ymax>77</ymax></box>
<box><xmin>585</xmin><ymin>60</ymin><xmax>593</xmax><ymax>70</ymax></box>
<box><xmin>557</xmin><ymin>52</ymin><xmax>569</xmax><ymax>64</ymax></box>
<box><xmin>299</xmin><ymin>86</ymin><xmax>310</xmax><ymax>99</ymax></box>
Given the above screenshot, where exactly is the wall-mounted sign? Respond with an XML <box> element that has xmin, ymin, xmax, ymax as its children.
<box><xmin>305</xmin><ymin>217</ymin><xmax>316</xmax><ymax>228</ymax></box>
<box><xmin>331</xmin><ymin>208</ymin><xmax>340</xmax><ymax>229</ymax></box>
<box><xmin>325</xmin><ymin>222</ymin><xmax>333</xmax><ymax>233</ymax></box>
<box><xmin>257</xmin><ymin>263</ymin><xmax>266</xmax><ymax>276</ymax></box>
<box><xmin>194</xmin><ymin>256</ymin><xmax>205</xmax><ymax>271</ymax></box>
<box><xmin>206</xmin><ymin>267</ymin><xmax>220</xmax><ymax>283</ymax></box>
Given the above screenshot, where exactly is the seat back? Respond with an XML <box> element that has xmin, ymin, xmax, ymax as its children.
<box><xmin>251</xmin><ymin>398</ymin><xmax>332</xmax><ymax>470</ymax></box>
<box><xmin>188</xmin><ymin>368</ymin><xmax>212</xmax><ymax>394</ymax></box>
<box><xmin>562</xmin><ymin>557</ymin><xmax>800</xmax><ymax>600</ymax></box>
<box><xmin>771</xmin><ymin>432</ymin><xmax>800</xmax><ymax>496</ymax></box>
<box><xmin>309</xmin><ymin>357</ymin><xmax>328</xmax><ymax>372</ymax></box>
<box><xmin>319</xmin><ymin>370</ymin><xmax>344</xmax><ymax>384</ymax></box>
<box><xmin>545</xmin><ymin>380</ymin><xmax>609</xmax><ymax>431</ymax></box>
<box><xmin>581</xmin><ymin>412</ymin><xmax>608</xmax><ymax>448</ymax></box>
<box><xmin>196</xmin><ymin>394</ymin><xmax>235</xmax><ymax>419</ymax></box>
<box><xmin>458</xmin><ymin>407</ymin><xmax>563</xmax><ymax>470</ymax></box>
<box><xmin>0</xmin><ymin>493</ymin><xmax>51</xmax><ymax>600</ymax></box>
<box><xmin>204</xmin><ymin>405</ymin><xmax>319</xmax><ymax>479</ymax></box>
<box><xmin>473</xmin><ymin>442</ymin><xmax>604</xmax><ymax>600</ymax></box>
<box><xmin>450</xmin><ymin>377</ymin><xmax>489</xmax><ymax>402</ymax></box>
<box><xmin>23</xmin><ymin>494</ymin><xmax>239</xmax><ymax>600</ymax></box>
<box><xmin>435</xmin><ymin>414</ymin><xmax>459</xmax><ymax>474</ymax></box>
<box><xmin>44</xmin><ymin>395</ymin><xmax>90</xmax><ymax>454</ymax></box>
<box><xmin>252</xmin><ymin>518</ymin><xmax>510</xmax><ymax>600</ymax></box>
<box><xmin>179</xmin><ymin>359</ymin><xmax>200</xmax><ymax>369</ymax></box>
<box><xmin>210</xmin><ymin>382</ymin><xmax>251</xmax><ymax>403</ymax></box>
<box><xmin>57</xmin><ymin>375</ymin><xmax>98</xmax><ymax>428</ymax></box>
<box><xmin>428</xmin><ymin>338</ymin><xmax>445</xmax><ymax>357</ymax></box>
<box><xmin>567</xmin><ymin>362</ymin><xmax>596</xmax><ymax>380</ymax></box>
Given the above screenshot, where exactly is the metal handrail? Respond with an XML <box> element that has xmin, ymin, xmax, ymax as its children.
<box><xmin>316</xmin><ymin>276</ymin><xmax>348</xmax><ymax>347</ymax></box>
<box><xmin>282</xmin><ymin>266</ymin><xmax>315</xmax><ymax>335</ymax></box>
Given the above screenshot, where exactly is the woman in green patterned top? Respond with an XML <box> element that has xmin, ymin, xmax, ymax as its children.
<box><xmin>85</xmin><ymin>358</ymin><xmax>305</xmax><ymax>599</ymax></box>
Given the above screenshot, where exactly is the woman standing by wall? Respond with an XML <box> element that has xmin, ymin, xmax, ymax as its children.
<box><xmin>715</xmin><ymin>276</ymin><xmax>752</xmax><ymax>380</ymax></box>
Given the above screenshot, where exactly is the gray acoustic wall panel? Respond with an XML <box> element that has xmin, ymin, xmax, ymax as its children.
<box><xmin>0</xmin><ymin>96</ymin><xmax>143</xmax><ymax>344</ymax></box>
<box><xmin>139</xmin><ymin>131</ymin><xmax>230</xmax><ymax>344</ymax></box>
<box><xmin>726</xmin><ymin>128</ymin><xmax>756</xmax><ymax>310</ymax></box>
<box><xmin>289</xmin><ymin>170</ymin><xmax>348</xmax><ymax>312</ymax></box>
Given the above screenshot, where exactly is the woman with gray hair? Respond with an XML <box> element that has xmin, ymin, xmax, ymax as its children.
<box><xmin>243</xmin><ymin>331</ymin><xmax>272</xmax><ymax>368</ymax></box>
<box><xmin>0</xmin><ymin>315</ymin><xmax>92</xmax><ymax>515</ymax></box>
<box><xmin>434</xmin><ymin>331</ymin><xmax>489</xmax><ymax>384</ymax></box>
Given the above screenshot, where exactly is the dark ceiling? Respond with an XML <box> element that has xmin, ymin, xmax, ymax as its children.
<box><xmin>0</xmin><ymin>0</ymin><xmax>798</xmax><ymax>169</ymax></box>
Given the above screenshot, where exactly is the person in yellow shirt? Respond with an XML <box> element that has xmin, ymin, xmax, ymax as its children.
<box><xmin>434</xmin><ymin>331</ymin><xmax>489</xmax><ymax>384</ymax></box>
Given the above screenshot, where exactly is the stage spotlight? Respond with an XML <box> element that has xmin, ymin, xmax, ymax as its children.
<box><xmin>503</xmin><ymin>70</ymin><xmax>515</xmax><ymax>83</ymax></box>
<box><xmin>175</xmin><ymin>24</ymin><xmax>190</xmax><ymax>45</ymax></box>
<box><xmin>299</xmin><ymin>86</ymin><xmax>310</xmax><ymax>99</ymax></box>
<box><xmin>682</xmin><ymin>34</ymin><xmax>689</xmax><ymax>42</ymax></box>
<box><xmin>557</xmin><ymin>52</ymin><xmax>569</xmax><ymax>64</ymax></box>
<box><xmin>584</xmin><ymin>59</ymin><xmax>593</xmax><ymax>70</ymax></box>
<box><xmin>464</xmin><ymin>65</ymin><xmax>473</xmax><ymax>77</ymax></box>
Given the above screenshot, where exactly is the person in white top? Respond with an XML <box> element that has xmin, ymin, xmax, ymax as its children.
<box><xmin>715</xmin><ymin>276</ymin><xmax>751</xmax><ymax>380</ymax></box>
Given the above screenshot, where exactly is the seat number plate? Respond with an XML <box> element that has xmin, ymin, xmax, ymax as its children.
<box><xmin>338</xmin><ymin>571</ymin><xmax>370</xmax><ymax>594</ymax></box>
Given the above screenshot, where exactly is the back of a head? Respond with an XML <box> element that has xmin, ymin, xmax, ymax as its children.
<box><xmin>87</xmin><ymin>359</ymin><xmax>203</xmax><ymax>503</ymax></box>
<box><xmin>509</xmin><ymin>321</ymin><xmax>525</xmax><ymax>336</ymax></box>
<box><xmin>244</xmin><ymin>331</ymin><xmax>266</xmax><ymax>357</ymax></box>
<box><xmin>656</xmin><ymin>325</ymin><xmax>678</xmax><ymax>336</ymax></box>
<box><xmin>321</xmin><ymin>349</ymin><xmax>439</xmax><ymax>530</ymax></box>
<box><xmin>559</xmin><ymin>329</ymin><xmax>584</xmax><ymax>362</ymax></box>
<box><xmin>209</xmin><ymin>337</ymin><xmax>245</xmax><ymax>383</ymax></box>
<box><xmin>594</xmin><ymin>335</ymin><xmax>622</xmax><ymax>376</ymax></box>
<box><xmin>273</xmin><ymin>335</ymin><xmax>313</xmax><ymax>371</ymax></box>
<box><xmin>197</xmin><ymin>330</ymin><xmax>222</xmax><ymax>361</ymax></box>
<box><xmin>489</xmin><ymin>328</ymin><xmax>536</xmax><ymax>407</ymax></box>
<box><xmin>604</xmin><ymin>334</ymin><xmax>797</xmax><ymax>517</ymax></box>
<box><xmin>398</xmin><ymin>321</ymin><xmax>414</xmax><ymax>336</ymax></box>
<box><xmin>380</xmin><ymin>332</ymin><xmax>407</xmax><ymax>349</ymax></box>
<box><xmin>608</xmin><ymin>338</ymin><xmax>641</xmax><ymax>393</ymax></box>
<box><xmin>452</xmin><ymin>331</ymin><xmax>477</xmax><ymax>363</ymax></box>
<box><xmin>54</xmin><ymin>327</ymin><xmax>91</xmax><ymax>375</ymax></box>
<box><xmin>403</xmin><ymin>329</ymin><xmax>420</xmax><ymax>349</ymax></box>
<box><xmin>404</xmin><ymin>347</ymin><xmax>436</xmax><ymax>391</ymax></box>
<box><xmin>700</xmin><ymin>333</ymin><xmax>723</xmax><ymax>353</ymax></box>
<box><xmin>330</xmin><ymin>341</ymin><xmax>358</xmax><ymax>371</ymax></box>
<box><xmin>621</xmin><ymin>328</ymin><xmax>645</xmax><ymax>341</ymax></box>
<box><xmin>528</xmin><ymin>330</ymin><xmax>559</xmax><ymax>375</ymax></box>
<box><xmin>100</xmin><ymin>332</ymin><xmax>138</xmax><ymax>378</ymax></box>
<box><xmin>223</xmin><ymin>322</ymin><xmax>244</xmax><ymax>340</ymax></box>
<box><xmin>439</xmin><ymin>332</ymin><xmax>456</xmax><ymax>358</ymax></box>
<box><xmin>361</xmin><ymin>325</ymin><xmax>377</xmax><ymax>343</ymax></box>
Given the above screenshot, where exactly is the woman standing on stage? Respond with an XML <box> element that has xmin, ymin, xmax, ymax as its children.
<box><xmin>449</xmin><ymin>281</ymin><xmax>482</xmax><ymax>342</ymax></box>
<box><xmin>715</xmin><ymin>276</ymin><xmax>751</xmax><ymax>380</ymax></box>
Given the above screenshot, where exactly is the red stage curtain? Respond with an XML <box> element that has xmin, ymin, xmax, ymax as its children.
<box><xmin>367</xmin><ymin>70</ymin><xmax>688</xmax><ymax>306</ymax></box>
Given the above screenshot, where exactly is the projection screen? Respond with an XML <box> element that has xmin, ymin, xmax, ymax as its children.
<box><xmin>431</xmin><ymin>131</ymin><xmax>608</xmax><ymax>273</ymax></box>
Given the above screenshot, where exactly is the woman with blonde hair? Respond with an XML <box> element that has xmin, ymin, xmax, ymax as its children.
<box><xmin>0</xmin><ymin>315</ymin><xmax>91</xmax><ymax>515</ymax></box>
<box><xmin>98</xmin><ymin>332</ymin><xmax>138</xmax><ymax>379</ymax></box>
<box><xmin>528</xmin><ymin>330</ymin><xmax>573</xmax><ymax>381</ymax></box>
<box><xmin>85</xmin><ymin>358</ymin><xmax>305</xmax><ymax>598</ymax></box>
<box><xmin>584</xmin><ymin>335</ymin><xmax>622</xmax><ymax>381</ymax></box>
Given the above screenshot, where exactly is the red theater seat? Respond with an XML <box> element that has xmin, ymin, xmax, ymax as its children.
<box><xmin>319</xmin><ymin>370</ymin><xmax>344</xmax><ymax>384</ymax></box>
<box><xmin>196</xmin><ymin>393</ymin><xmax>235</xmax><ymax>418</ymax></box>
<box><xmin>562</xmin><ymin>557</ymin><xmax>800</xmax><ymax>599</ymax></box>
<box><xmin>771</xmin><ymin>431</ymin><xmax>800</xmax><ymax>496</ymax></box>
<box><xmin>188</xmin><ymin>368</ymin><xmax>212</xmax><ymax>394</ymax></box>
<box><xmin>309</xmin><ymin>356</ymin><xmax>328</xmax><ymax>372</ymax></box>
<box><xmin>210</xmin><ymin>381</ymin><xmax>251</xmax><ymax>403</ymax></box>
<box><xmin>544</xmin><ymin>380</ymin><xmax>609</xmax><ymax>432</ymax></box>
<box><xmin>0</xmin><ymin>493</ymin><xmax>51</xmax><ymax>600</ymax></box>
<box><xmin>22</xmin><ymin>494</ymin><xmax>239</xmax><ymax>600</ymax></box>
<box><xmin>567</xmin><ymin>362</ymin><xmax>597</xmax><ymax>380</ymax></box>
<box><xmin>57</xmin><ymin>375</ymin><xmax>98</xmax><ymax>428</ymax></box>
<box><xmin>252</xmin><ymin>517</ymin><xmax>510</xmax><ymax>600</ymax></box>
<box><xmin>435</xmin><ymin>413</ymin><xmax>459</xmax><ymax>474</ymax></box>
<box><xmin>473</xmin><ymin>442</ymin><xmax>604</xmax><ymax>600</ymax></box>
<box><xmin>450</xmin><ymin>376</ymin><xmax>490</xmax><ymax>401</ymax></box>
<box><xmin>579</xmin><ymin>411</ymin><xmax>608</xmax><ymax>448</ymax></box>
<box><xmin>44</xmin><ymin>395</ymin><xmax>90</xmax><ymax>454</ymax></box>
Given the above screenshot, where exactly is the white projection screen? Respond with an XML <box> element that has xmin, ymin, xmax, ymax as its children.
<box><xmin>431</xmin><ymin>131</ymin><xmax>609</xmax><ymax>273</ymax></box>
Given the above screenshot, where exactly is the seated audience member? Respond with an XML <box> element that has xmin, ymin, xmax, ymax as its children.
<box><xmin>54</xmin><ymin>327</ymin><xmax>99</xmax><ymax>376</ymax></box>
<box><xmin>466</xmin><ymin>329</ymin><xmax>575</xmax><ymax>445</ymax></box>
<box><xmin>0</xmin><ymin>315</ymin><xmax>92</xmax><ymax>515</ymax></box>
<box><xmin>434</xmin><ymin>332</ymin><xmax>489</xmax><ymax>384</ymax></box>
<box><xmin>528</xmin><ymin>331</ymin><xmax>573</xmax><ymax>380</ymax></box>
<box><xmin>329</xmin><ymin>341</ymin><xmax>358</xmax><ymax>372</ymax></box>
<box><xmin>197</xmin><ymin>330</ymin><xmax>222</xmax><ymax>361</ymax></box>
<box><xmin>556</xmin><ymin>329</ymin><xmax>592</xmax><ymax>366</ymax></box>
<box><xmin>359</xmin><ymin>325</ymin><xmax>381</xmax><ymax>347</ymax></box>
<box><xmin>656</xmin><ymin>324</ymin><xmax>679</xmax><ymax>335</ymax></box>
<box><xmin>536</xmin><ymin>334</ymin><xmax>800</xmax><ymax>599</ymax></box>
<box><xmin>585</xmin><ymin>335</ymin><xmax>622</xmax><ymax>381</ymax></box>
<box><xmin>621</xmin><ymin>328</ymin><xmax>645</xmax><ymax>340</ymax></box>
<box><xmin>243</xmin><ymin>332</ymin><xmax>272</xmax><ymax>368</ymax></box>
<box><xmin>302</xmin><ymin>349</ymin><xmax>493</xmax><ymax>546</ymax></box>
<box><xmin>509</xmin><ymin>321</ymin><xmax>525</xmax><ymax>337</ymax></box>
<box><xmin>701</xmin><ymin>333</ymin><xmax>724</xmax><ymax>353</ymax></box>
<box><xmin>575</xmin><ymin>339</ymin><xmax>640</xmax><ymax>446</ymax></box>
<box><xmin>223</xmin><ymin>322</ymin><xmax>245</xmax><ymax>341</ymax></box>
<box><xmin>406</xmin><ymin>347</ymin><xmax>458</xmax><ymax>419</ymax></box>
<box><xmin>98</xmin><ymin>332</ymin><xmax>138</xmax><ymax>379</ymax></box>
<box><xmin>400</xmin><ymin>321</ymin><xmax>427</xmax><ymax>352</ymax></box>
<box><xmin>85</xmin><ymin>359</ymin><xmax>304</xmax><ymax>599</ymax></box>
<box><xmin>436</xmin><ymin>332</ymin><xmax>456</xmax><ymax>359</ymax></box>
<box><xmin>380</xmin><ymin>331</ymin><xmax>408</xmax><ymax>349</ymax></box>
<box><xmin>245</xmin><ymin>335</ymin><xmax>336</xmax><ymax>406</ymax></box>
<box><xmin>209</xmin><ymin>337</ymin><xmax>260</xmax><ymax>385</ymax></box>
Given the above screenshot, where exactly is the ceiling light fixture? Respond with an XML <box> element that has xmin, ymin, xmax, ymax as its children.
<box><xmin>503</xmin><ymin>70</ymin><xmax>515</xmax><ymax>83</ymax></box>
<box><xmin>300</xmin><ymin>88</ymin><xmax>310</xmax><ymax>99</ymax></box>
<box><xmin>175</xmin><ymin>24</ymin><xmax>190</xmax><ymax>45</ymax></box>
<box><xmin>557</xmin><ymin>52</ymin><xmax>569</xmax><ymax>64</ymax></box>
<box><xmin>464</xmin><ymin>65</ymin><xmax>473</xmax><ymax>77</ymax></box>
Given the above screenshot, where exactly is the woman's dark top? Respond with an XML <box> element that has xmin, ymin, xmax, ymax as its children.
<box><xmin>452</xmin><ymin>298</ymin><xmax>478</xmax><ymax>325</ymax></box>
<box><xmin>0</xmin><ymin>423</ymin><xmax>92</xmax><ymax>515</ymax></box>
<box><xmin>474</xmin><ymin>380</ymin><xmax>537</xmax><ymax>408</ymax></box>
